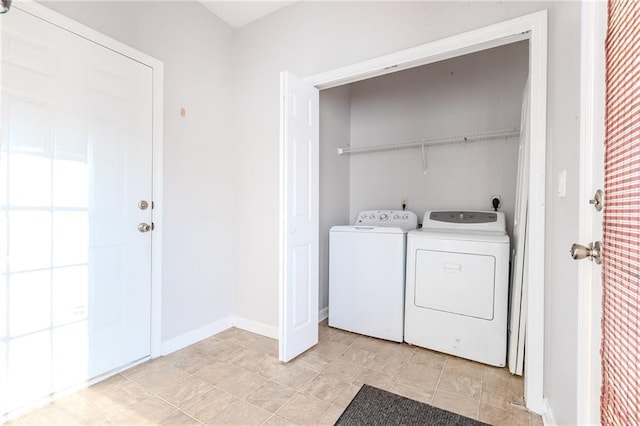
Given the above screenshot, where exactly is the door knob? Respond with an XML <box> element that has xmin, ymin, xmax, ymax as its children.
<box><xmin>138</xmin><ymin>223</ymin><xmax>152</xmax><ymax>233</ymax></box>
<box><xmin>570</xmin><ymin>241</ymin><xmax>602</xmax><ymax>265</ymax></box>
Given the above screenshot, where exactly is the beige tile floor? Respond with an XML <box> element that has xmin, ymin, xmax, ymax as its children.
<box><xmin>10</xmin><ymin>322</ymin><xmax>543</xmax><ymax>425</ymax></box>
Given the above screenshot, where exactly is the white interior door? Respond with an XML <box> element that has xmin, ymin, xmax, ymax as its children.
<box><xmin>576</xmin><ymin>1</ymin><xmax>605</xmax><ymax>424</ymax></box>
<box><xmin>508</xmin><ymin>79</ymin><xmax>530</xmax><ymax>376</ymax></box>
<box><xmin>279</xmin><ymin>71</ymin><xmax>319</xmax><ymax>362</ymax></box>
<box><xmin>1</xmin><ymin>8</ymin><xmax>153</xmax><ymax>414</ymax></box>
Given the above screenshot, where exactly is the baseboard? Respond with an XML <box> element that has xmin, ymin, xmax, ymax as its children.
<box><xmin>160</xmin><ymin>316</ymin><xmax>233</xmax><ymax>355</ymax></box>
<box><xmin>232</xmin><ymin>311</ymin><xmax>327</xmax><ymax>340</ymax></box>
<box><xmin>542</xmin><ymin>398</ymin><xmax>556</xmax><ymax>426</ymax></box>
<box><xmin>319</xmin><ymin>307</ymin><xmax>329</xmax><ymax>322</ymax></box>
<box><xmin>232</xmin><ymin>316</ymin><xmax>278</xmax><ymax>339</ymax></box>
<box><xmin>162</xmin><ymin>312</ymin><xmax>323</xmax><ymax>355</ymax></box>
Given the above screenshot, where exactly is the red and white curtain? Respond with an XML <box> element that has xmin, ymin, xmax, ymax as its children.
<box><xmin>602</xmin><ymin>0</ymin><xmax>640</xmax><ymax>424</ymax></box>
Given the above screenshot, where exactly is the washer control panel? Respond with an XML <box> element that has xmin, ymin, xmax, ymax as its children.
<box><xmin>355</xmin><ymin>210</ymin><xmax>418</xmax><ymax>230</ymax></box>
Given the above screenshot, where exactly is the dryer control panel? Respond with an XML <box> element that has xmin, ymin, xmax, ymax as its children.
<box><xmin>355</xmin><ymin>210</ymin><xmax>418</xmax><ymax>231</ymax></box>
<box><xmin>422</xmin><ymin>210</ymin><xmax>506</xmax><ymax>232</ymax></box>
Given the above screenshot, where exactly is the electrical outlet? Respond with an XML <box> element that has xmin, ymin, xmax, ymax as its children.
<box><xmin>401</xmin><ymin>197</ymin><xmax>408</xmax><ymax>208</ymax></box>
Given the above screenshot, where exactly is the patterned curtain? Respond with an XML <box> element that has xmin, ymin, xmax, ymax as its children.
<box><xmin>602</xmin><ymin>0</ymin><xmax>640</xmax><ymax>424</ymax></box>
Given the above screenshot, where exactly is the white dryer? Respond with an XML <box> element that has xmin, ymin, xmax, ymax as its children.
<box><xmin>404</xmin><ymin>211</ymin><xmax>510</xmax><ymax>366</ymax></box>
<box><xmin>329</xmin><ymin>210</ymin><xmax>418</xmax><ymax>342</ymax></box>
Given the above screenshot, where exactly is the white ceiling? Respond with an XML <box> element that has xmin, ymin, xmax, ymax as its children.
<box><xmin>200</xmin><ymin>1</ymin><xmax>297</xmax><ymax>29</ymax></box>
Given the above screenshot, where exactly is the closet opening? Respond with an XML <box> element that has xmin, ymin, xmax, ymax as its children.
<box><xmin>279</xmin><ymin>10</ymin><xmax>547</xmax><ymax>414</ymax></box>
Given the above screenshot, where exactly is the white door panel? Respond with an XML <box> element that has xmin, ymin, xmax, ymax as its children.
<box><xmin>1</xmin><ymin>8</ymin><xmax>153</xmax><ymax>414</ymax></box>
<box><xmin>577</xmin><ymin>2</ymin><xmax>605</xmax><ymax>423</ymax></box>
<box><xmin>279</xmin><ymin>72</ymin><xmax>319</xmax><ymax>362</ymax></box>
<box><xmin>291</xmin><ymin>245</ymin><xmax>311</xmax><ymax>328</ymax></box>
<box><xmin>508</xmin><ymin>80</ymin><xmax>529</xmax><ymax>375</ymax></box>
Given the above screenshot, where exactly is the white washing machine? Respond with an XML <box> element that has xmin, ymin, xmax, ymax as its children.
<box><xmin>404</xmin><ymin>211</ymin><xmax>510</xmax><ymax>366</ymax></box>
<box><xmin>329</xmin><ymin>210</ymin><xmax>418</xmax><ymax>342</ymax></box>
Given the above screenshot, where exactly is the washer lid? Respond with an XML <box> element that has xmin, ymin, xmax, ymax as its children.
<box><xmin>409</xmin><ymin>228</ymin><xmax>509</xmax><ymax>243</ymax></box>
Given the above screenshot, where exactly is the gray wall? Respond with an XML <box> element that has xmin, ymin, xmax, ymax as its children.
<box><xmin>348</xmin><ymin>42</ymin><xmax>528</xmax><ymax>235</ymax></box>
<box><xmin>319</xmin><ymin>86</ymin><xmax>351</xmax><ymax>314</ymax></box>
<box><xmin>232</xmin><ymin>2</ymin><xmax>582</xmax><ymax>424</ymax></box>
<box><xmin>41</xmin><ymin>1</ymin><xmax>237</xmax><ymax>342</ymax></box>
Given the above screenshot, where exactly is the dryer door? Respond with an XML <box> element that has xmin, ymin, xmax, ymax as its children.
<box><xmin>414</xmin><ymin>250</ymin><xmax>495</xmax><ymax>320</ymax></box>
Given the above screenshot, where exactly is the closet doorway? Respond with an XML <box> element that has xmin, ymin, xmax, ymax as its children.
<box><xmin>278</xmin><ymin>10</ymin><xmax>548</xmax><ymax>413</ymax></box>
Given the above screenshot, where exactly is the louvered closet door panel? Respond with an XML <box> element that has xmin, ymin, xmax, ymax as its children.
<box><xmin>602</xmin><ymin>1</ymin><xmax>640</xmax><ymax>424</ymax></box>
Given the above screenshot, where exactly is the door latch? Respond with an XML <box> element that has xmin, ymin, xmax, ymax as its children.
<box><xmin>589</xmin><ymin>189</ymin><xmax>604</xmax><ymax>212</ymax></box>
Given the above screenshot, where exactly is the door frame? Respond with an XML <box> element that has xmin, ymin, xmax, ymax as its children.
<box><xmin>4</xmin><ymin>1</ymin><xmax>165</xmax><ymax>358</ymax></box>
<box><xmin>576</xmin><ymin>1</ymin><xmax>606</xmax><ymax>424</ymax></box>
<box><xmin>290</xmin><ymin>10</ymin><xmax>548</xmax><ymax>414</ymax></box>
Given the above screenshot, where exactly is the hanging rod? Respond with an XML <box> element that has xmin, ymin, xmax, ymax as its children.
<box><xmin>336</xmin><ymin>128</ymin><xmax>520</xmax><ymax>155</ymax></box>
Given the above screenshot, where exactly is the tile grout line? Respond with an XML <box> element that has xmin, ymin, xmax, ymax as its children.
<box><xmin>118</xmin><ymin>369</ymin><xmax>209</xmax><ymax>425</ymax></box>
<box><xmin>222</xmin><ymin>331</ymin><xmax>329</xmax><ymax>424</ymax></box>
<box><xmin>187</xmin><ymin>360</ymin><xmax>275</xmax><ymax>423</ymax></box>
<box><xmin>260</xmin><ymin>371</ymin><xmax>321</xmax><ymax>424</ymax></box>
<box><xmin>480</xmin><ymin>366</ymin><xmax>534</xmax><ymax>420</ymax></box>
<box><xmin>271</xmin><ymin>382</ymin><xmax>334</xmax><ymax>424</ymax></box>
<box><xmin>476</xmin><ymin>369</ymin><xmax>483</xmax><ymax>420</ymax></box>
<box><xmin>122</xmin><ymin>346</ymin><xmax>280</xmax><ymax>425</ymax></box>
<box><xmin>268</xmin><ymin>328</ymin><xmax>357</xmax><ymax>424</ymax></box>
<box><xmin>76</xmin><ymin>373</ymin><xmax>133</xmax><ymax>426</ymax></box>
<box><xmin>332</xmin><ymin>331</ymin><xmax>406</xmax><ymax>383</ymax></box>
<box><xmin>431</xmin><ymin>356</ymin><xmax>447</xmax><ymax>405</ymax></box>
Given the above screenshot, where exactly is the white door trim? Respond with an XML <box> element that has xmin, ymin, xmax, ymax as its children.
<box><xmin>9</xmin><ymin>1</ymin><xmax>165</xmax><ymax>358</ymax></box>
<box><xmin>304</xmin><ymin>10</ymin><xmax>548</xmax><ymax>414</ymax></box>
<box><xmin>577</xmin><ymin>1</ymin><xmax>606</xmax><ymax>424</ymax></box>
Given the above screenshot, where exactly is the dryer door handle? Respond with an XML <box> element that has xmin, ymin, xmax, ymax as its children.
<box><xmin>443</xmin><ymin>263</ymin><xmax>462</xmax><ymax>271</ymax></box>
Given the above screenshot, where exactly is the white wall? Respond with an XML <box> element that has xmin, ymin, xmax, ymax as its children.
<box><xmin>232</xmin><ymin>2</ymin><xmax>582</xmax><ymax>424</ymax></box>
<box><xmin>41</xmin><ymin>1</ymin><xmax>237</xmax><ymax>342</ymax></box>
<box><xmin>348</xmin><ymin>42</ymin><xmax>528</xmax><ymax>237</ymax></box>
<box><xmin>319</xmin><ymin>87</ymin><xmax>351</xmax><ymax>314</ymax></box>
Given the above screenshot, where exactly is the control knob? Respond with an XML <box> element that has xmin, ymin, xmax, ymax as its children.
<box><xmin>380</xmin><ymin>213</ymin><xmax>388</xmax><ymax>220</ymax></box>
